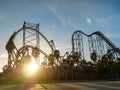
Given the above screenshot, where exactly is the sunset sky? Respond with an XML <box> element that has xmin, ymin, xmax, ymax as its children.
<box><xmin>0</xmin><ymin>0</ymin><xmax>120</xmax><ymax>72</ymax></box>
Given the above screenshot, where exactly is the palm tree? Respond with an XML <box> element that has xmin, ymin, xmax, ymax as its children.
<box><xmin>91</xmin><ymin>50</ymin><xmax>97</xmax><ymax>64</ymax></box>
<box><xmin>47</xmin><ymin>54</ymin><xmax>55</xmax><ymax>68</ymax></box>
<box><xmin>53</xmin><ymin>50</ymin><xmax>60</xmax><ymax>65</ymax></box>
<box><xmin>53</xmin><ymin>50</ymin><xmax>60</xmax><ymax>59</ymax></box>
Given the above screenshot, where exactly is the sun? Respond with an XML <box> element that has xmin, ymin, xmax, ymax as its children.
<box><xmin>26</xmin><ymin>57</ymin><xmax>39</xmax><ymax>74</ymax></box>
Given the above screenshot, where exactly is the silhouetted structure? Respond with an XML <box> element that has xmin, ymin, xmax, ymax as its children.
<box><xmin>2</xmin><ymin>23</ymin><xmax>120</xmax><ymax>82</ymax></box>
<box><xmin>72</xmin><ymin>30</ymin><xmax>120</xmax><ymax>62</ymax></box>
<box><xmin>5</xmin><ymin>21</ymin><xmax>56</xmax><ymax>75</ymax></box>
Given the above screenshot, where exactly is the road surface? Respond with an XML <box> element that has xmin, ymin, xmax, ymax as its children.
<box><xmin>0</xmin><ymin>81</ymin><xmax>120</xmax><ymax>90</ymax></box>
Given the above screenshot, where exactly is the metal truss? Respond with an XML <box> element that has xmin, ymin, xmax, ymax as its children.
<box><xmin>6</xmin><ymin>21</ymin><xmax>54</xmax><ymax>70</ymax></box>
<box><xmin>72</xmin><ymin>31</ymin><xmax>85</xmax><ymax>60</ymax></box>
<box><xmin>72</xmin><ymin>30</ymin><xmax>120</xmax><ymax>62</ymax></box>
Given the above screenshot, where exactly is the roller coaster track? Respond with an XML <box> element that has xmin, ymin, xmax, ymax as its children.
<box><xmin>6</xmin><ymin>22</ymin><xmax>55</xmax><ymax>69</ymax></box>
<box><xmin>90</xmin><ymin>31</ymin><xmax>117</xmax><ymax>49</ymax></box>
<box><xmin>7</xmin><ymin>27</ymin><xmax>54</xmax><ymax>52</ymax></box>
<box><xmin>72</xmin><ymin>30</ymin><xmax>120</xmax><ymax>61</ymax></box>
<box><xmin>73</xmin><ymin>30</ymin><xmax>117</xmax><ymax>49</ymax></box>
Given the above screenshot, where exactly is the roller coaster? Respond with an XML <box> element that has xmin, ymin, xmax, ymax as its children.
<box><xmin>4</xmin><ymin>21</ymin><xmax>120</xmax><ymax>76</ymax></box>
<box><xmin>5</xmin><ymin>21</ymin><xmax>56</xmax><ymax>73</ymax></box>
<box><xmin>72</xmin><ymin>30</ymin><xmax>120</xmax><ymax>63</ymax></box>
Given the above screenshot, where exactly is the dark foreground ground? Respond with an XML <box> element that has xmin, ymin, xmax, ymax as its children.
<box><xmin>0</xmin><ymin>81</ymin><xmax>120</xmax><ymax>90</ymax></box>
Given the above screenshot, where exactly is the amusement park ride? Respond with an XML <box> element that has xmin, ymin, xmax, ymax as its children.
<box><xmin>5</xmin><ymin>21</ymin><xmax>55</xmax><ymax>75</ymax></box>
<box><xmin>4</xmin><ymin>21</ymin><xmax>120</xmax><ymax>79</ymax></box>
<box><xmin>72</xmin><ymin>30</ymin><xmax>120</xmax><ymax>62</ymax></box>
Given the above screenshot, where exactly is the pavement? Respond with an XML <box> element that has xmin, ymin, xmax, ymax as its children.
<box><xmin>0</xmin><ymin>81</ymin><xmax>120</xmax><ymax>90</ymax></box>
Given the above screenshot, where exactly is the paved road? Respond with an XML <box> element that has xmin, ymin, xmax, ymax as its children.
<box><xmin>0</xmin><ymin>81</ymin><xmax>120</xmax><ymax>90</ymax></box>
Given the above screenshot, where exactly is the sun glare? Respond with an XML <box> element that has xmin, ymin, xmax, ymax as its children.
<box><xmin>26</xmin><ymin>57</ymin><xmax>39</xmax><ymax>74</ymax></box>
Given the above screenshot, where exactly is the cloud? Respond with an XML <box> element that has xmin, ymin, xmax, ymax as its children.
<box><xmin>49</xmin><ymin>7</ymin><xmax>71</xmax><ymax>27</ymax></box>
<box><xmin>44</xmin><ymin>0</ymin><xmax>111</xmax><ymax>29</ymax></box>
<box><xmin>96</xmin><ymin>14</ymin><xmax>120</xmax><ymax>27</ymax></box>
<box><xmin>96</xmin><ymin>17</ymin><xmax>112</xmax><ymax>27</ymax></box>
<box><xmin>45</xmin><ymin>1</ymin><xmax>74</xmax><ymax>28</ymax></box>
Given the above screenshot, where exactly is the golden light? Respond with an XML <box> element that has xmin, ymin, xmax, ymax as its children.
<box><xmin>26</xmin><ymin>57</ymin><xmax>39</xmax><ymax>74</ymax></box>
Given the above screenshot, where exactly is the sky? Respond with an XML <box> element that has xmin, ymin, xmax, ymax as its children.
<box><xmin>0</xmin><ymin>0</ymin><xmax>120</xmax><ymax>72</ymax></box>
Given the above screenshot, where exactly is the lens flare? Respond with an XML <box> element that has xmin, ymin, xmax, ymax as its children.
<box><xmin>86</xmin><ymin>18</ymin><xmax>92</xmax><ymax>25</ymax></box>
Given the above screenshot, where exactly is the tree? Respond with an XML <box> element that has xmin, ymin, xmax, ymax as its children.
<box><xmin>48</xmin><ymin>54</ymin><xmax>55</xmax><ymax>68</ymax></box>
<box><xmin>53</xmin><ymin>50</ymin><xmax>60</xmax><ymax>65</ymax></box>
<box><xmin>91</xmin><ymin>50</ymin><xmax>97</xmax><ymax>64</ymax></box>
<box><xmin>3</xmin><ymin>65</ymin><xmax>8</xmax><ymax>73</ymax></box>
